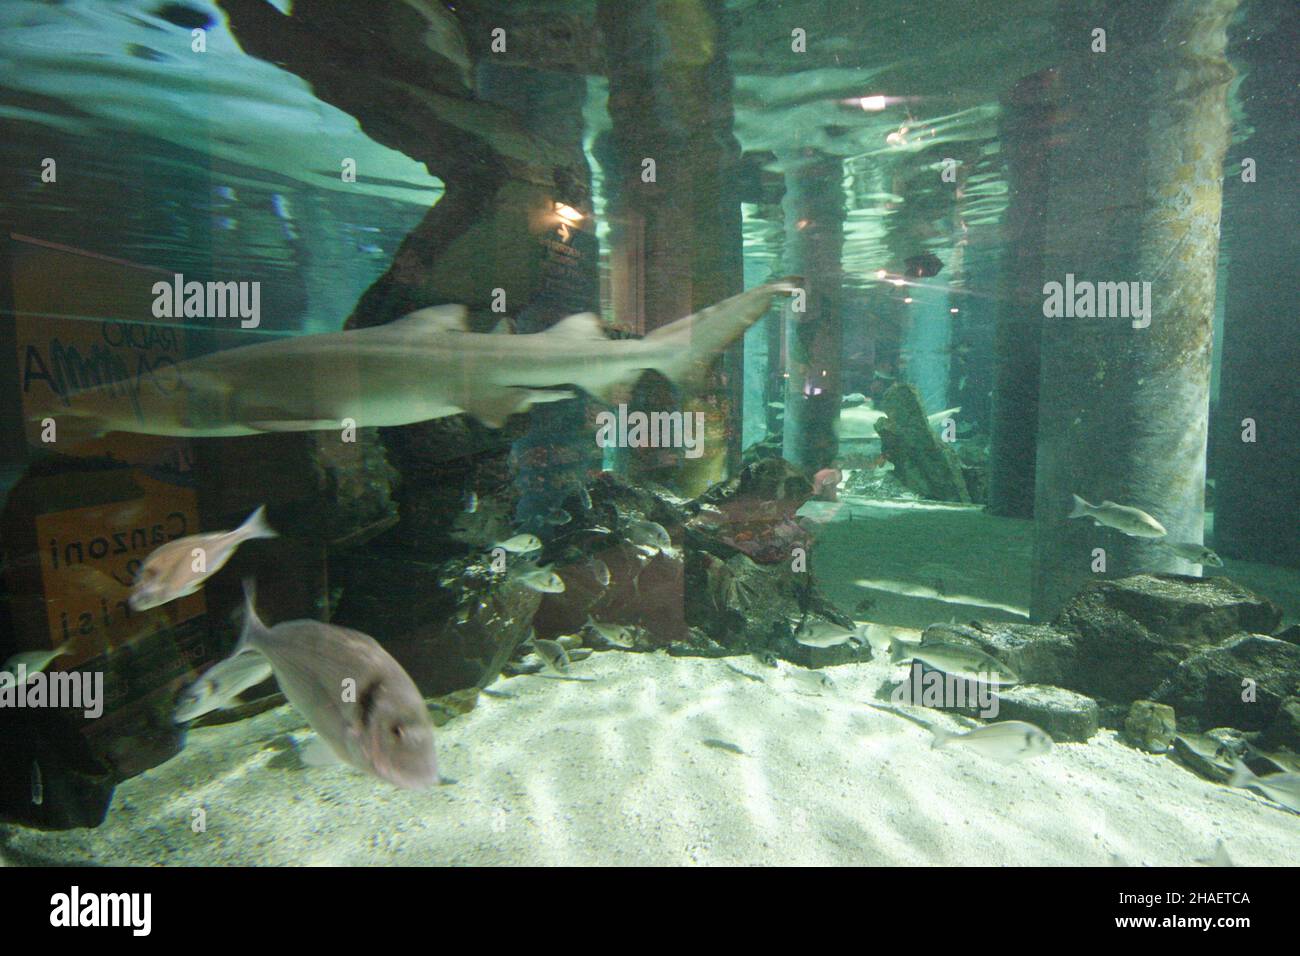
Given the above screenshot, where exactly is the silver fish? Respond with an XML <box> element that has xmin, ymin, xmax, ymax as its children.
<box><xmin>932</xmin><ymin>720</ymin><xmax>1053</xmax><ymax>764</ymax></box>
<box><xmin>30</xmin><ymin>761</ymin><xmax>43</xmax><ymax>807</ymax></box>
<box><xmin>1228</xmin><ymin>758</ymin><xmax>1300</xmax><ymax>813</ymax></box>
<box><xmin>236</xmin><ymin>580</ymin><xmax>438</xmax><ymax>790</ymax></box>
<box><xmin>495</xmin><ymin>533</ymin><xmax>542</xmax><ymax>555</ymax></box>
<box><xmin>893</xmin><ymin>641</ymin><xmax>1020</xmax><ymax>686</ymax></box>
<box><xmin>1068</xmin><ymin>495</ymin><xmax>1167</xmax><ymax>538</ymax></box>
<box><xmin>794</xmin><ymin>619</ymin><xmax>865</xmax><ymax>649</ymax></box>
<box><xmin>626</xmin><ymin>518</ymin><xmax>671</xmax><ymax>552</ymax></box>
<box><xmin>1160</xmin><ymin>540</ymin><xmax>1223</xmax><ymax>567</ymax></box>
<box><xmin>130</xmin><ymin>505</ymin><xmax>277</xmax><ymax>611</ymax></box>
<box><xmin>786</xmin><ymin>668</ymin><xmax>835</xmax><ymax>694</ymax></box>
<box><xmin>573</xmin><ymin>484</ymin><xmax>593</xmax><ymax>512</ymax></box>
<box><xmin>532</xmin><ymin>638</ymin><xmax>571</xmax><ymax>673</ymax></box>
<box><xmin>544</xmin><ymin>508</ymin><xmax>571</xmax><ymax>526</ymax></box>
<box><xmin>462</xmin><ymin>490</ymin><xmax>478</xmax><ymax>513</ymax></box>
<box><xmin>174</xmin><ymin>650</ymin><xmax>276</xmax><ymax>723</ymax></box>
<box><xmin>3</xmin><ymin>641</ymin><xmax>73</xmax><ymax>681</ymax></box>
<box><xmin>513</xmin><ymin>564</ymin><xmax>565</xmax><ymax>594</ymax></box>
<box><xmin>51</xmin><ymin>282</ymin><xmax>797</xmax><ymax>438</ymax></box>
<box><xmin>583</xmin><ymin>616</ymin><xmax>635</xmax><ymax>650</ymax></box>
<box><xmin>589</xmin><ymin>558</ymin><xmax>611</xmax><ymax>588</ymax></box>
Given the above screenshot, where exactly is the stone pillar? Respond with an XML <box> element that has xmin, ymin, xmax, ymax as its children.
<box><xmin>989</xmin><ymin>69</ymin><xmax>1059</xmax><ymax>518</ymax></box>
<box><xmin>779</xmin><ymin>152</ymin><xmax>845</xmax><ymax>473</ymax></box>
<box><xmin>1030</xmin><ymin>0</ymin><xmax>1239</xmax><ymax>620</ymax></box>
<box><xmin>1213</xmin><ymin>0</ymin><xmax>1300</xmax><ymax>568</ymax></box>
<box><xmin>598</xmin><ymin>0</ymin><xmax>744</xmax><ymax>494</ymax></box>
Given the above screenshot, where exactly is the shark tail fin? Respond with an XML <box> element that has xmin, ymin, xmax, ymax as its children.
<box><xmin>1069</xmin><ymin>494</ymin><xmax>1092</xmax><ymax>519</ymax></box>
<box><xmin>645</xmin><ymin>278</ymin><xmax>801</xmax><ymax>392</ymax></box>
<box><xmin>930</xmin><ymin>726</ymin><xmax>953</xmax><ymax>750</ymax></box>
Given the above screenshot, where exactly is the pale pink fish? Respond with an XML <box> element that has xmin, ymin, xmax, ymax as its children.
<box><xmin>129</xmin><ymin>505</ymin><xmax>277</xmax><ymax>611</ymax></box>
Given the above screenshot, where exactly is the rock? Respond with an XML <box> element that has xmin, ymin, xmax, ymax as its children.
<box><xmin>1274</xmin><ymin>624</ymin><xmax>1300</xmax><ymax>645</ymax></box>
<box><xmin>1171</xmin><ymin>733</ymin><xmax>1236</xmax><ymax>783</ymax></box>
<box><xmin>682</xmin><ymin>548</ymin><xmax>852</xmax><ymax>665</ymax></box>
<box><xmin>1152</xmin><ymin>634</ymin><xmax>1300</xmax><ymax>732</ymax></box>
<box><xmin>1124</xmin><ymin>700</ymin><xmax>1177</xmax><ymax>753</ymax></box>
<box><xmin>991</xmin><ymin>684</ymin><xmax>1099</xmax><ymax>743</ymax></box>
<box><xmin>1262</xmin><ymin>696</ymin><xmax>1300</xmax><ymax>753</ymax></box>
<box><xmin>1054</xmin><ymin>574</ymin><xmax>1284</xmax><ymax>701</ymax></box>
<box><xmin>873</xmin><ymin>384</ymin><xmax>971</xmax><ymax>503</ymax></box>
<box><xmin>922</xmin><ymin>621</ymin><xmax>1077</xmax><ymax>686</ymax></box>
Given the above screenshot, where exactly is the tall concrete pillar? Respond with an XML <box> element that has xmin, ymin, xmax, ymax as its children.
<box><xmin>989</xmin><ymin>70</ymin><xmax>1059</xmax><ymax>518</ymax></box>
<box><xmin>780</xmin><ymin>152</ymin><xmax>845</xmax><ymax>473</ymax></box>
<box><xmin>1213</xmin><ymin>0</ymin><xmax>1300</xmax><ymax>568</ymax></box>
<box><xmin>1031</xmin><ymin>0</ymin><xmax>1239</xmax><ymax>620</ymax></box>
<box><xmin>598</xmin><ymin>0</ymin><xmax>744</xmax><ymax>494</ymax></box>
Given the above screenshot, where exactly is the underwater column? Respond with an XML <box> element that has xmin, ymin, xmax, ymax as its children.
<box><xmin>779</xmin><ymin>151</ymin><xmax>845</xmax><ymax>473</ymax></box>
<box><xmin>1030</xmin><ymin>0</ymin><xmax>1239</xmax><ymax>620</ymax></box>
<box><xmin>1213</xmin><ymin>0</ymin><xmax>1300</xmax><ymax>569</ymax></box>
<box><xmin>598</xmin><ymin>0</ymin><xmax>745</xmax><ymax>494</ymax></box>
<box><xmin>988</xmin><ymin>70</ymin><xmax>1058</xmax><ymax>518</ymax></box>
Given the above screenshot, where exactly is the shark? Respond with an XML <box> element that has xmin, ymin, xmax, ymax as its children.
<box><xmin>45</xmin><ymin>280</ymin><xmax>797</xmax><ymax>438</ymax></box>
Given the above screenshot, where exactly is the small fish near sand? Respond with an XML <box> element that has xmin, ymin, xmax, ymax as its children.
<box><xmin>582</xmin><ymin>616</ymin><xmax>636</xmax><ymax>650</ymax></box>
<box><xmin>793</xmin><ymin>619</ymin><xmax>865</xmax><ymax>650</ymax></box>
<box><xmin>236</xmin><ymin>580</ymin><xmax>439</xmax><ymax>790</ymax></box>
<box><xmin>173</xmin><ymin>649</ymin><xmax>276</xmax><ymax>723</ymax></box>
<box><xmin>892</xmin><ymin>640</ymin><xmax>1019</xmax><ymax>686</ymax></box>
<box><xmin>1159</xmin><ymin>540</ymin><xmax>1224</xmax><ymax>567</ymax></box>
<box><xmin>130</xmin><ymin>504</ymin><xmax>278</xmax><ymax>611</ymax></box>
<box><xmin>589</xmin><ymin>557</ymin><xmax>611</xmax><ymax>588</ymax></box>
<box><xmin>1067</xmin><ymin>495</ymin><xmax>1167</xmax><ymax>538</ymax></box>
<box><xmin>512</xmin><ymin>564</ymin><xmax>566</xmax><ymax>594</ymax></box>
<box><xmin>495</xmin><ymin>533</ymin><xmax>542</xmax><ymax>555</ymax></box>
<box><xmin>1228</xmin><ymin>758</ymin><xmax>1300</xmax><ymax>814</ymax></box>
<box><xmin>932</xmin><ymin>721</ymin><xmax>1053</xmax><ymax>764</ymax></box>
<box><xmin>531</xmin><ymin>638</ymin><xmax>572</xmax><ymax>674</ymax></box>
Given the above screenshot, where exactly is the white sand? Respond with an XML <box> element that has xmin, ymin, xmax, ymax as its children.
<box><xmin>4</xmin><ymin>650</ymin><xmax>1297</xmax><ymax>866</ymax></box>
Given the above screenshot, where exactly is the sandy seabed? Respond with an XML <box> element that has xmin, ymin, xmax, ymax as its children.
<box><xmin>2</xmin><ymin>649</ymin><xmax>1297</xmax><ymax>867</ymax></box>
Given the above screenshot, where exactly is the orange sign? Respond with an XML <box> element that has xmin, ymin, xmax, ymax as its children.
<box><xmin>32</xmin><ymin>474</ymin><xmax>205</xmax><ymax>667</ymax></box>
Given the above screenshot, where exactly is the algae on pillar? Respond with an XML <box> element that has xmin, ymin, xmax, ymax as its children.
<box><xmin>779</xmin><ymin>152</ymin><xmax>845</xmax><ymax>473</ymax></box>
<box><xmin>597</xmin><ymin>0</ymin><xmax>745</xmax><ymax>494</ymax></box>
<box><xmin>1030</xmin><ymin>0</ymin><xmax>1239</xmax><ymax>620</ymax></box>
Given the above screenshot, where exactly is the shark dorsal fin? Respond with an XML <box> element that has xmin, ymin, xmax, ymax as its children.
<box><xmin>392</xmin><ymin>305</ymin><xmax>469</xmax><ymax>333</ymax></box>
<box><xmin>544</xmin><ymin>312</ymin><xmax>605</xmax><ymax>339</ymax></box>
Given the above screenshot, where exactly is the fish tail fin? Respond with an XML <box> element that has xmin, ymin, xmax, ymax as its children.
<box><xmin>240</xmin><ymin>504</ymin><xmax>279</xmax><ymax>541</ymax></box>
<box><xmin>1227</xmin><ymin>757</ymin><xmax>1255</xmax><ymax>789</ymax></box>
<box><xmin>1068</xmin><ymin>494</ymin><xmax>1092</xmax><ymax>519</ymax></box>
<box><xmin>646</xmin><ymin>279</ymin><xmax>801</xmax><ymax>392</ymax></box>
<box><xmin>235</xmin><ymin>578</ymin><xmax>267</xmax><ymax>652</ymax></box>
<box><xmin>930</xmin><ymin>727</ymin><xmax>953</xmax><ymax>750</ymax></box>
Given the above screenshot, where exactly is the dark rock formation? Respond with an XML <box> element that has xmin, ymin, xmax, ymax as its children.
<box><xmin>1053</xmin><ymin>574</ymin><xmax>1282</xmax><ymax>701</ymax></box>
<box><xmin>1152</xmin><ymin>634</ymin><xmax>1300</xmax><ymax>733</ymax></box>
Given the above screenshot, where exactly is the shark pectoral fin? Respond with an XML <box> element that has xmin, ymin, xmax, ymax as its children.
<box><xmin>463</xmin><ymin>387</ymin><xmax>575</xmax><ymax>429</ymax></box>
